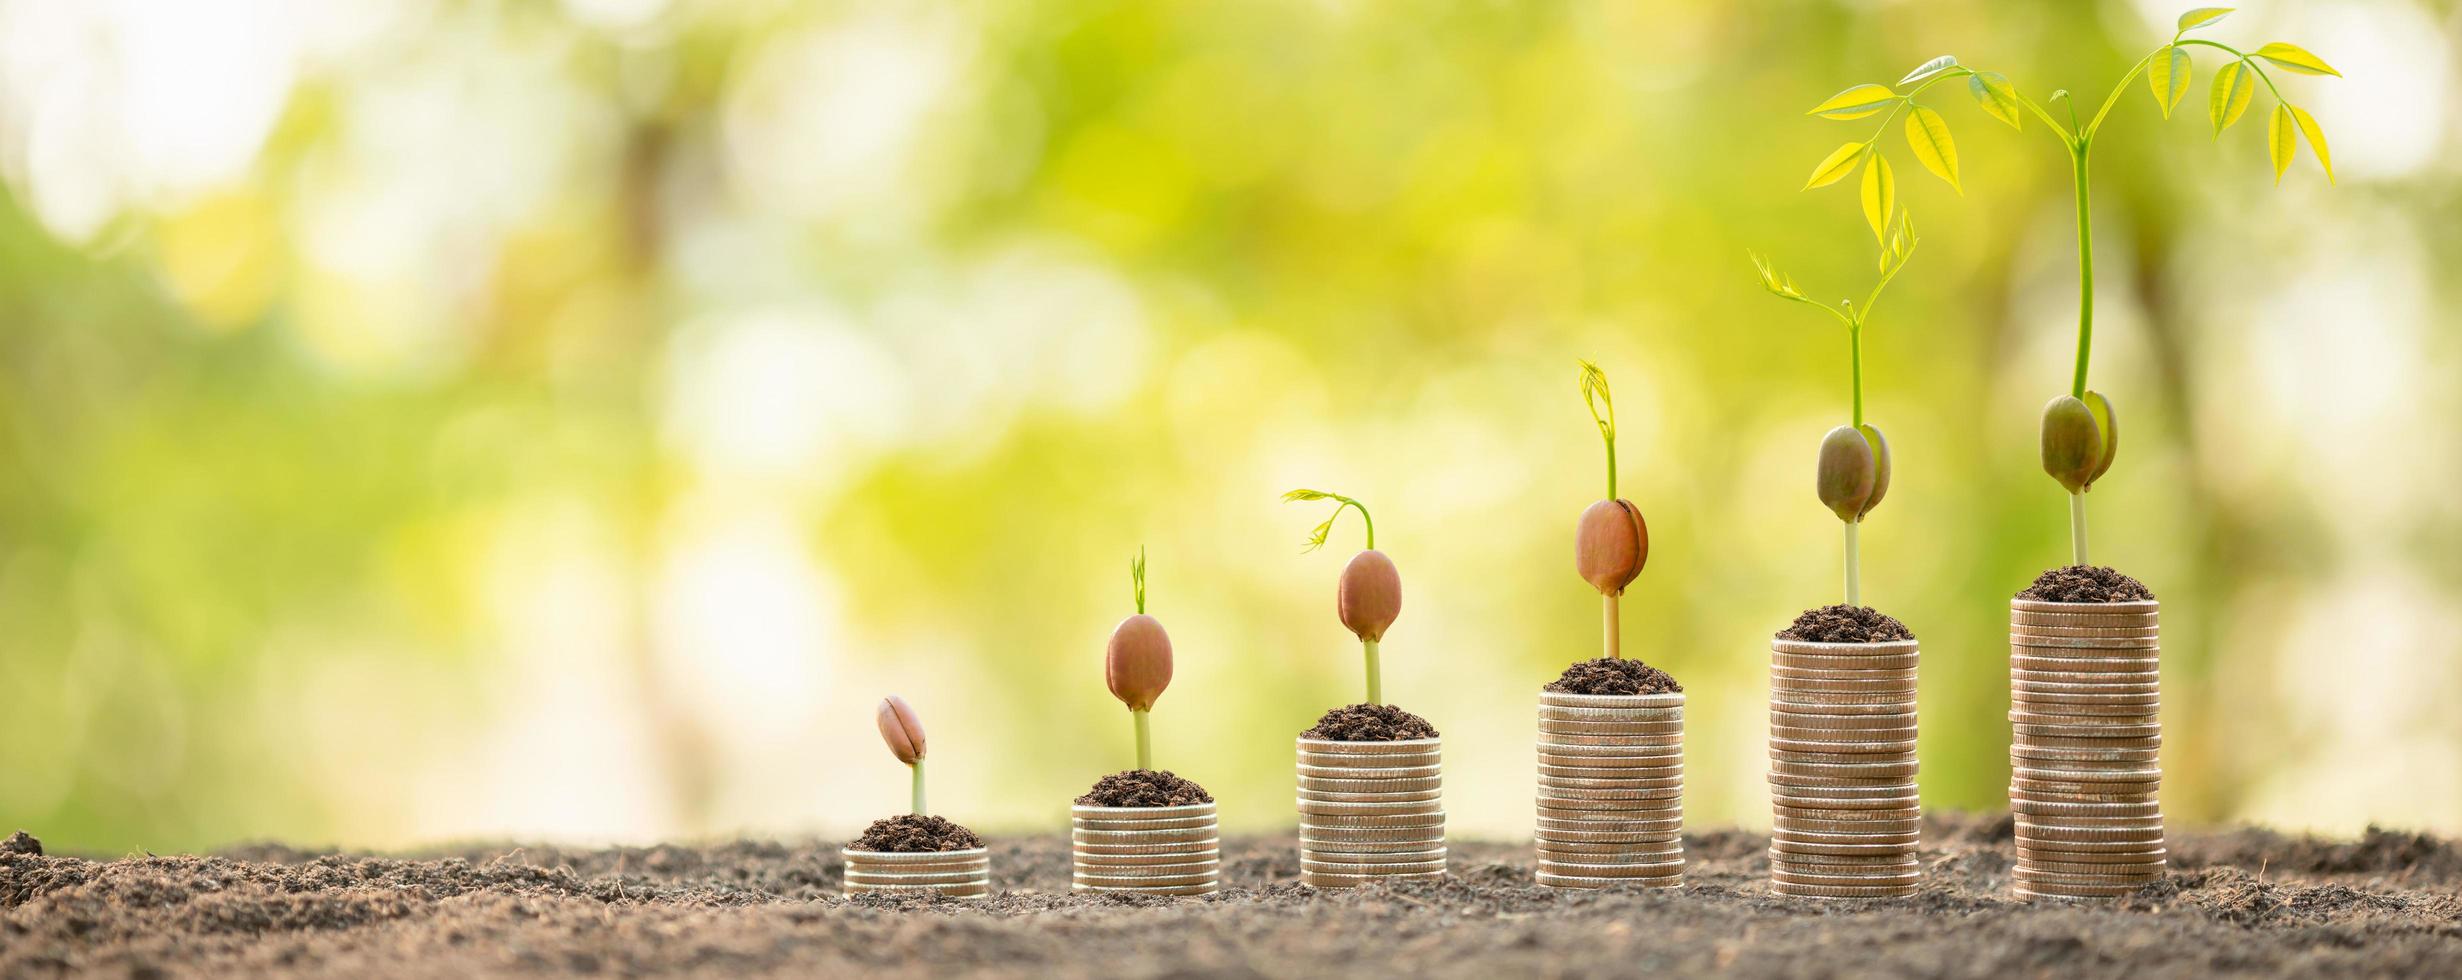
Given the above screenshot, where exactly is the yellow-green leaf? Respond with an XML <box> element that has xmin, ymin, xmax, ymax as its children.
<box><xmin>1903</xmin><ymin>106</ymin><xmax>1960</xmax><ymax>193</ymax></box>
<box><xmin>2209</xmin><ymin>60</ymin><xmax>2253</xmax><ymax>136</ymax></box>
<box><xmin>2149</xmin><ymin>45</ymin><xmax>2192</xmax><ymax>119</ymax></box>
<box><xmin>1968</xmin><ymin>71</ymin><xmax>2021</xmax><ymax>130</ymax></box>
<box><xmin>1808</xmin><ymin>83</ymin><xmax>1900</xmax><ymax>120</ymax></box>
<box><xmin>2289</xmin><ymin>105</ymin><xmax>2334</xmax><ymax>184</ymax></box>
<box><xmin>2177</xmin><ymin>7</ymin><xmax>2232</xmax><ymax>32</ymax></box>
<box><xmin>2254</xmin><ymin>42</ymin><xmax>2340</xmax><ymax>77</ymax></box>
<box><xmin>2266</xmin><ymin>104</ymin><xmax>2297</xmax><ymax>182</ymax></box>
<box><xmin>1860</xmin><ymin>154</ymin><xmax>1896</xmax><ymax>243</ymax></box>
<box><xmin>1898</xmin><ymin>55</ymin><xmax>1960</xmax><ymax>86</ymax></box>
<box><xmin>1803</xmin><ymin>142</ymin><xmax>1868</xmax><ymax>190</ymax></box>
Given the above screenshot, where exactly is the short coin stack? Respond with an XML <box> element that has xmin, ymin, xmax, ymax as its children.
<box><xmin>1767</xmin><ymin>637</ymin><xmax>1922</xmax><ymax>899</ymax></box>
<box><xmin>1534</xmin><ymin>691</ymin><xmax>1686</xmax><ymax>888</ymax></box>
<box><xmin>1296</xmin><ymin>737</ymin><xmax>1445</xmax><ymax>887</ymax></box>
<box><xmin>840</xmin><ymin>847</ymin><xmax>990</xmax><ymax>899</ymax></box>
<box><xmin>1070</xmin><ymin>802</ymin><xmax>1220</xmax><ymax>895</ymax></box>
<box><xmin>2009</xmin><ymin>598</ymin><xmax>2165</xmax><ymax>901</ymax></box>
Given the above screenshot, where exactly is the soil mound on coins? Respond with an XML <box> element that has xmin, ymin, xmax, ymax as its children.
<box><xmin>1778</xmin><ymin>604</ymin><xmax>1915</xmax><ymax>643</ymax></box>
<box><xmin>848</xmin><ymin>815</ymin><xmax>983</xmax><ymax>853</ymax></box>
<box><xmin>1</xmin><ymin>831</ymin><xmax>38</xmax><ymax>856</ymax></box>
<box><xmin>1302</xmin><ymin>703</ymin><xmax>1439</xmax><ymax>741</ymax></box>
<box><xmin>1544</xmin><ymin>658</ymin><xmax>1682</xmax><ymax>695</ymax></box>
<box><xmin>1076</xmin><ymin>770</ymin><xmax>1213</xmax><ymax>807</ymax></box>
<box><xmin>2018</xmin><ymin>564</ymin><xmax>2156</xmax><ymax>602</ymax></box>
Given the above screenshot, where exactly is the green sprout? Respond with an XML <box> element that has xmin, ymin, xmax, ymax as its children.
<box><xmin>1285</xmin><ymin>489</ymin><xmax>1400</xmax><ymax>704</ymax></box>
<box><xmin>1797</xmin><ymin>7</ymin><xmax>2336</xmax><ymax>566</ymax></box>
<box><xmin>1105</xmin><ymin>546</ymin><xmax>1174</xmax><ymax>771</ymax></box>
<box><xmin>1574</xmin><ymin>361</ymin><xmax>1648</xmax><ymax>660</ymax></box>
<box><xmin>1749</xmin><ymin>215</ymin><xmax>1911</xmax><ymax>608</ymax></box>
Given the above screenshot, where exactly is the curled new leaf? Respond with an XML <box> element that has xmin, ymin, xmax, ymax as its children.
<box><xmin>2150</xmin><ymin>45</ymin><xmax>2192</xmax><ymax>119</ymax></box>
<box><xmin>1904</xmin><ymin>105</ymin><xmax>1960</xmax><ymax>193</ymax></box>
<box><xmin>1860</xmin><ymin>154</ymin><xmax>1896</xmax><ymax>244</ymax></box>
<box><xmin>1808</xmin><ymin>84</ymin><xmax>1899</xmax><ymax>120</ymax></box>
<box><xmin>2267</xmin><ymin>104</ymin><xmax>2298</xmax><ymax>182</ymax></box>
<box><xmin>2210</xmin><ymin>60</ymin><xmax>2253</xmax><ymax>136</ymax></box>
<box><xmin>1337</xmin><ymin>550</ymin><xmax>1402</xmax><ymax>642</ymax></box>
<box><xmin>1816</xmin><ymin>425</ymin><xmax>1877</xmax><ymax>523</ymax></box>
<box><xmin>1856</xmin><ymin>423</ymin><xmax>1893</xmax><ymax>519</ymax></box>
<box><xmin>2288</xmin><ymin>105</ymin><xmax>2334</xmax><ymax>183</ymax></box>
<box><xmin>2081</xmin><ymin>391</ymin><xmax>2119</xmax><ymax>488</ymax></box>
<box><xmin>877</xmin><ymin>696</ymin><xmax>925</xmax><ymax>766</ymax></box>
<box><xmin>2177</xmin><ymin>7</ymin><xmax>2233</xmax><ymax>33</ymax></box>
<box><xmin>2253</xmin><ymin>42</ymin><xmax>2339</xmax><ymax>77</ymax></box>
<box><xmin>1804</xmin><ymin>142</ymin><xmax>1869</xmax><ymax>190</ymax></box>
<box><xmin>2041</xmin><ymin>395</ymin><xmax>2104</xmax><ymax>494</ymax></box>
<box><xmin>1105</xmin><ymin>614</ymin><xmax>1173</xmax><ymax>712</ymax></box>
<box><xmin>1576</xmin><ymin>499</ymin><xmax>1648</xmax><ymax>596</ymax></box>
<box><xmin>1898</xmin><ymin>55</ymin><xmax>1960</xmax><ymax>86</ymax></box>
<box><xmin>1968</xmin><ymin>71</ymin><xmax>2022</xmax><ymax>131</ymax></box>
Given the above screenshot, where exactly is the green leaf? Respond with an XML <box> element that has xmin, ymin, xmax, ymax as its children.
<box><xmin>2177</xmin><ymin>7</ymin><xmax>2233</xmax><ymax>33</ymax></box>
<box><xmin>2288</xmin><ymin>105</ymin><xmax>2334</xmax><ymax>184</ymax></box>
<box><xmin>2266</xmin><ymin>104</ymin><xmax>2298</xmax><ymax>182</ymax></box>
<box><xmin>1808</xmin><ymin>83</ymin><xmax>1900</xmax><ymax>120</ymax></box>
<box><xmin>1803</xmin><ymin>142</ymin><xmax>1868</xmax><ymax>190</ymax></box>
<box><xmin>1968</xmin><ymin>71</ymin><xmax>2022</xmax><ymax>130</ymax></box>
<box><xmin>2254</xmin><ymin>42</ymin><xmax>2340</xmax><ymax>77</ymax></box>
<box><xmin>1898</xmin><ymin>55</ymin><xmax>1960</xmax><ymax>86</ymax></box>
<box><xmin>1903</xmin><ymin>105</ymin><xmax>1960</xmax><ymax>193</ymax></box>
<box><xmin>1860</xmin><ymin>154</ymin><xmax>1896</xmax><ymax>243</ymax></box>
<box><xmin>2149</xmin><ymin>45</ymin><xmax>2192</xmax><ymax>119</ymax></box>
<box><xmin>2209</xmin><ymin>60</ymin><xmax>2253</xmax><ymax>136</ymax></box>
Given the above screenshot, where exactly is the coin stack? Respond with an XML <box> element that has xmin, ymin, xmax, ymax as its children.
<box><xmin>2009</xmin><ymin>598</ymin><xmax>2165</xmax><ymax>901</ymax></box>
<box><xmin>1534</xmin><ymin>691</ymin><xmax>1686</xmax><ymax>888</ymax></box>
<box><xmin>1767</xmin><ymin>637</ymin><xmax>1922</xmax><ymax>899</ymax></box>
<box><xmin>840</xmin><ymin>847</ymin><xmax>990</xmax><ymax>899</ymax></box>
<box><xmin>1296</xmin><ymin>737</ymin><xmax>1446</xmax><ymax>887</ymax></box>
<box><xmin>1069</xmin><ymin>802</ymin><xmax>1220</xmax><ymax>895</ymax></box>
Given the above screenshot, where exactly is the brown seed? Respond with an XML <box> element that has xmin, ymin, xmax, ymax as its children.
<box><xmin>1575</xmin><ymin>499</ymin><xmax>1648</xmax><ymax>596</ymax></box>
<box><xmin>1338</xmin><ymin>549</ymin><xmax>1402</xmax><ymax>642</ymax></box>
<box><xmin>876</xmin><ymin>695</ymin><xmax>925</xmax><ymax>765</ymax></box>
<box><xmin>1104</xmin><ymin>614</ymin><xmax>1173</xmax><ymax>711</ymax></box>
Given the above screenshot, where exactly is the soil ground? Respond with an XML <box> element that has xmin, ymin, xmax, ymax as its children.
<box><xmin>5</xmin><ymin>812</ymin><xmax>2459</xmax><ymax>978</ymax></box>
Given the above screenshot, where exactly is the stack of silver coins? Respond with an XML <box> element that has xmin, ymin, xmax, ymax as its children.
<box><xmin>1296</xmin><ymin>737</ymin><xmax>1446</xmax><ymax>888</ymax></box>
<box><xmin>2009</xmin><ymin>598</ymin><xmax>2165</xmax><ymax>900</ymax></box>
<box><xmin>1767</xmin><ymin>637</ymin><xmax>1922</xmax><ymax>899</ymax></box>
<box><xmin>1070</xmin><ymin>802</ymin><xmax>1221</xmax><ymax>895</ymax></box>
<box><xmin>1534</xmin><ymin>691</ymin><xmax>1686</xmax><ymax>888</ymax></box>
<box><xmin>840</xmin><ymin>847</ymin><xmax>990</xmax><ymax>899</ymax></box>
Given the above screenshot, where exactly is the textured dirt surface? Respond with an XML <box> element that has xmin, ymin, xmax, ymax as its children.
<box><xmin>2019</xmin><ymin>564</ymin><xmax>2158</xmax><ymax>602</ymax></box>
<box><xmin>1544</xmin><ymin>657</ymin><xmax>1682</xmax><ymax>695</ymax></box>
<box><xmin>1778</xmin><ymin>603</ymin><xmax>1917</xmax><ymax>642</ymax></box>
<box><xmin>1300</xmin><ymin>702</ymin><xmax>1439</xmax><ymax>740</ymax></box>
<box><xmin>1076</xmin><ymin>769</ymin><xmax>1213</xmax><ymax>807</ymax></box>
<box><xmin>5</xmin><ymin>813</ymin><xmax>2460</xmax><ymax>978</ymax></box>
<box><xmin>845</xmin><ymin>815</ymin><xmax>983</xmax><ymax>853</ymax></box>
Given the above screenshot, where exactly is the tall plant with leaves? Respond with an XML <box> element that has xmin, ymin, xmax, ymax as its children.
<box><xmin>1751</xmin><ymin>212</ymin><xmax>1915</xmax><ymax>609</ymax></box>
<box><xmin>1796</xmin><ymin>7</ymin><xmax>2336</xmax><ymax>566</ymax></box>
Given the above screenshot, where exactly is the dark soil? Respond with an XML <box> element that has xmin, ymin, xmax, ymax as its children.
<box><xmin>1545</xmin><ymin>658</ymin><xmax>1682</xmax><ymax>695</ymax></box>
<box><xmin>2020</xmin><ymin>564</ymin><xmax>2158</xmax><ymax>602</ymax></box>
<box><xmin>1302</xmin><ymin>703</ymin><xmax>1440</xmax><ymax>741</ymax></box>
<box><xmin>1</xmin><ymin>831</ymin><xmax>38</xmax><ymax>856</ymax></box>
<box><xmin>6</xmin><ymin>814</ymin><xmax>2460</xmax><ymax>977</ymax></box>
<box><xmin>1778</xmin><ymin>604</ymin><xmax>1916</xmax><ymax>642</ymax></box>
<box><xmin>846</xmin><ymin>815</ymin><xmax>982</xmax><ymax>853</ymax></box>
<box><xmin>1077</xmin><ymin>769</ymin><xmax>1214</xmax><ymax>807</ymax></box>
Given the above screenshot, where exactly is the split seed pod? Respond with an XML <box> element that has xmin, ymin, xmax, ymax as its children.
<box><xmin>1575</xmin><ymin>499</ymin><xmax>1648</xmax><ymax>595</ymax></box>
<box><xmin>1337</xmin><ymin>550</ymin><xmax>1402</xmax><ymax>642</ymax></box>
<box><xmin>1815</xmin><ymin>424</ymin><xmax>1877</xmax><ymax>522</ymax></box>
<box><xmin>1854</xmin><ymin>424</ymin><xmax>1892</xmax><ymax>518</ymax></box>
<box><xmin>2040</xmin><ymin>395</ymin><xmax>2104</xmax><ymax>493</ymax></box>
<box><xmin>876</xmin><ymin>695</ymin><xmax>925</xmax><ymax>766</ymax></box>
<box><xmin>2081</xmin><ymin>390</ymin><xmax>2119</xmax><ymax>488</ymax></box>
<box><xmin>1105</xmin><ymin>614</ymin><xmax>1173</xmax><ymax>711</ymax></box>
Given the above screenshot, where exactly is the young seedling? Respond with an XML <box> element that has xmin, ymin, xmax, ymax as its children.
<box><xmin>1105</xmin><ymin>547</ymin><xmax>1174</xmax><ymax>770</ymax></box>
<box><xmin>1750</xmin><ymin>213</ymin><xmax>1913</xmax><ymax>608</ymax></box>
<box><xmin>876</xmin><ymin>695</ymin><xmax>927</xmax><ymax>815</ymax></box>
<box><xmin>1795</xmin><ymin>8</ymin><xmax>2336</xmax><ymax>565</ymax></box>
<box><xmin>1283</xmin><ymin>489</ymin><xmax>1401</xmax><ymax>704</ymax></box>
<box><xmin>1574</xmin><ymin>361</ymin><xmax>1648</xmax><ymax>659</ymax></box>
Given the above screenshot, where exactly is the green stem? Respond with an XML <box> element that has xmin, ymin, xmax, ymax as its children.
<box><xmin>1849</xmin><ymin>320</ymin><xmax>1865</xmax><ymax>427</ymax></box>
<box><xmin>1602</xmin><ymin>594</ymin><xmax>1621</xmax><ymax>661</ymax></box>
<box><xmin>1132</xmin><ymin>709</ymin><xmax>1151</xmax><ymax>771</ymax></box>
<box><xmin>1843</xmin><ymin>520</ymin><xmax>1862</xmax><ymax>608</ymax></box>
<box><xmin>909</xmin><ymin>759</ymin><xmax>926</xmax><ymax>816</ymax></box>
<box><xmin>2085</xmin><ymin>49</ymin><xmax>2161</xmax><ymax>138</ymax></box>
<box><xmin>1605</xmin><ymin>436</ymin><xmax>1618</xmax><ymax>501</ymax></box>
<box><xmin>2070</xmin><ymin>491</ymin><xmax>2091</xmax><ymax>567</ymax></box>
<box><xmin>2069</xmin><ymin>143</ymin><xmax>2094</xmax><ymax>399</ymax></box>
<box><xmin>1362</xmin><ymin>639</ymin><xmax>1383</xmax><ymax>705</ymax></box>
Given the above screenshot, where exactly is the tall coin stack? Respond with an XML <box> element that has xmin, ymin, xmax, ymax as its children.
<box><xmin>1767</xmin><ymin>637</ymin><xmax>1922</xmax><ymax>899</ymax></box>
<box><xmin>1534</xmin><ymin>691</ymin><xmax>1686</xmax><ymax>888</ymax></box>
<box><xmin>1296</xmin><ymin>737</ymin><xmax>1446</xmax><ymax>887</ymax></box>
<box><xmin>1071</xmin><ymin>803</ymin><xmax>1220</xmax><ymax>895</ymax></box>
<box><xmin>2008</xmin><ymin>597</ymin><xmax>2164</xmax><ymax>900</ymax></box>
<box><xmin>840</xmin><ymin>847</ymin><xmax>990</xmax><ymax>899</ymax></box>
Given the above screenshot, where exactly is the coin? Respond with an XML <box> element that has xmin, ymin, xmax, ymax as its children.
<box><xmin>2015</xmin><ymin>844</ymin><xmax>2166</xmax><ymax>863</ymax></box>
<box><xmin>1537</xmin><ymin>705</ymin><xmax>1686</xmax><ymax>722</ymax></box>
<box><xmin>1771</xmin><ymin>638</ymin><xmax>1920</xmax><ymax>655</ymax></box>
<box><xmin>1303</xmin><ymin>856</ymin><xmax>1445</xmax><ymax>875</ymax></box>
<box><xmin>1769</xmin><ymin>759</ymin><xmax>1920</xmax><ymax>779</ymax></box>
<box><xmin>1537</xmin><ymin>731</ymin><xmax>1685</xmax><ymax>747</ymax></box>
<box><xmin>1770</xmin><ymin>677</ymin><xmax>1921</xmax><ymax>696</ymax></box>
<box><xmin>1771</xmin><ymin>663</ymin><xmax>1920</xmax><ymax>680</ymax></box>
<box><xmin>2018</xmin><ymin>858</ymin><xmax>2165</xmax><ymax>876</ymax></box>
<box><xmin>1537</xmin><ymin>743</ymin><xmax>1685</xmax><ymax>762</ymax></box>
<box><xmin>1538</xmin><ymin>764</ymin><xmax>1684</xmax><ymax>781</ymax></box>
<box><xmin>1769</xmin><ymin>881</ymin><xmax>1919</xmax><ymax>898</ymax></box>
<box><xmin>1295</xmin><ymin>796</ymin><xmax>1444</xmax><ymax>815</ymax></box>
<box><xmin>1070</xmin><ymin>848</ymin><xmax>1219</xmax><ymax>867</ymax></box>
<box><xmin>1070</xmin><ymin>881</ymin><xmax>1216</xmax><ymax>896</ymax></box>
<box><xmin>1537</xmin><ymin>839</ymin><xmax>1683</xmax><ymax>858</ymax></box>
<box><xmin>2008</xmin><ymin>701</ymin><xmax>2161</xmax><ymax>719</ymax></box>
<box><xmin>1535</xmin><ymin>871</ymin><xmax>1683</xmax><ymax>889</ymax></box>
<box><xmin>1300</xmin><ymin>870</ymin><xmax>1445</xmax><ymax>889</ymax></box>
<box><xmin>1298</xmin><ymin>776</ymin><xmax>1442</xmax><ymax>796</ymax></box>
<box><xmin>2007</xmin><ymin>622</ymin><xmax>2161</xmax><ymax>637</ymax></box>
<box><xmin>1073</xmin><ymin>869</ymin><xmax>1221</xmax><ymax>888</ymax></box>
<box><xmin>1771</xmin><ymin>794</ymin><xmax>1920</xmax><ymax>814</ymax></box>
<box><xmin>1541</xmin><ymin>692</ymin><xmax>1686</xmax><ymax>708</ymax></box>
<box><xmin>2009</xmin><ymin>653</ymin><xmax>2160</xmax><ymax>672</ymax></box>
<box><xmin>1537</xmin><ymin>717</ymin><xmax>1686</xmax><ymax>734</ymax></box>
<box><xmin>2011</xmin><ymin>666</ymin><xmax>2161</xmax><ymax>684</ymax></box>
<box><xmin>1770</xmin><ymin>737</ymin><xmax>1920</xmax><ymax>755</ymax></box>
<box><xmin>1768</xmin><ymin>692</ymin><xmax>1920</xmax><ymax>708</ymax></box>
<box><xmin>1769</xmin><ymin>699</ymin><xmax>1920</xmax><ymax>717</ymax></box>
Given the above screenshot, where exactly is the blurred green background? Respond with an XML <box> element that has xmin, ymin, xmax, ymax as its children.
<box><xmin>2</xmin><ymin>0</ymin><xmax>2456</xmax><ymax>853</ymax></box>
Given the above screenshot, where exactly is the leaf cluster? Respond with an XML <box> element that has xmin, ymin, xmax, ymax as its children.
<box><xmin>1282</xmin><ymin>488</ymin><xmax>1373</xmax><ymax>552</ymax></box>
